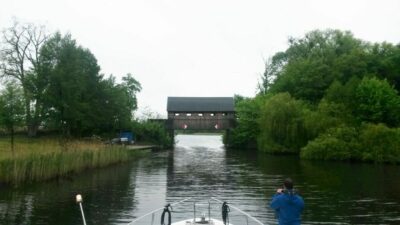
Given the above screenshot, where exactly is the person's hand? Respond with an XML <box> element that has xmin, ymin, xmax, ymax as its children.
<box><xmin>276</xmin><ymin>188</ymin><xmax>283</xmax><ymax>193</ymax></box>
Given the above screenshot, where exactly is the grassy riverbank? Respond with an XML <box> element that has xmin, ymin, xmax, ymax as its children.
<box><xmin>0</xmin><ymin>137</ymin><xmax>146</xmax><ymax>186</ymax></box>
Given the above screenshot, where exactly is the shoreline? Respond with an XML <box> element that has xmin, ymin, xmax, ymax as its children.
<box><xmin>0</xmin><ymin>139</ymin><xmax>151</xmax><ymax>187</ymax></box>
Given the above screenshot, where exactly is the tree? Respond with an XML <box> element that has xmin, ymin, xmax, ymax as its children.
<box><xmin>367</xmin><ymin>43</ymin><xmax>400</xmax><ymax>91</ymax></box>
<box><xmin>259</xmin><ymin>57</ymin><xmax>282</xmax><ymax>94</ymax></box>
<box><xmin>264</xmin><ymin>29</ymin><xmax>368</xmax><ymax>103</ymax></box>
<box><xmin>121</xmin><ymin>73</ymin><xmax>142</xmax><ymax>112</ymax></box>
<box><xmin>355</xmin><ymin>77</ymin><xmax>400</xmax><ymax>126</ymax></box>
<box><xmin>40</xmin><ymin>33</ymin><xmax>142</xmax><ymax>137</ymax></box>
<box><xmin>0</xmin><ymin>81</ymin><xmax>25</xmax><ymax>154</ymax></box>
<box><xmin>0</xmin><ymin>20</ymin><xmax>48</xmax><ymax>136</ymax></box>
<box><xmin>358</xmin><ymin>123</ymin><xmax>400</xmax><ymax>163</ymax></box>
<box><xmin>258</xmin><ymin>93</ymin><xmax>309</xmax><ymax>153</ymax></box>
<box><xmin>96</xmin><ymin>74</ymin><xmax>141</xmax><ymax>134</ymax></box>
<box><xmin>301</xmin><ymin>125</ymin><xmax>360</xmax><ymax>161</ymax></box>
<box><xmin>224</xmin><ymin>95</ymin><xmax>264</xmax><ymax>149</ymax></box>
<box><xmin>40</xmin><ymin>33</ymin><xmax>102</xmax><ymax>136</ymax></box>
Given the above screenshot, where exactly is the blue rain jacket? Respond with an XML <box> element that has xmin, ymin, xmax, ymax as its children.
<box><xmin>270</xmin><ymin>190</ymin><xmax>304</xmax><ymax>225</ymax></box>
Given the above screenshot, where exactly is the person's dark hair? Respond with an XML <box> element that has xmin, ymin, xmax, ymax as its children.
<box><xmin>283</xmin><ymin>178</ymin><xmax>294</xmax><ymax>190</ymax></box>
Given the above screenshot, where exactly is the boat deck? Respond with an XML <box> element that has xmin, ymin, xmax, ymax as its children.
<box><xmin>172</xmin><ymin>218</ymin><xmax>231</xmax><ymax>225</ymax></box>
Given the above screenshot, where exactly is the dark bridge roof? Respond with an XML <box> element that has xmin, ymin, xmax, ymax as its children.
<box><xmin>167</xmin><ymin>97</ymin><xmax>235</xmax><ymax>112</ymax></box>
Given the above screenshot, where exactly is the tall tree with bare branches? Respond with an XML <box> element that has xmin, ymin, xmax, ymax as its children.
<box><xmin>0</xmin><ymin>20</ymin><xmax>48</xmax><ymax>136</ymax></box>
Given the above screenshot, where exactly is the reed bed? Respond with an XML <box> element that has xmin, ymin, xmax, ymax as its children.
<box><xmin>0</xmin><ymin>137</ymin><xmax>144</xmax><ymax>185</ymax></box>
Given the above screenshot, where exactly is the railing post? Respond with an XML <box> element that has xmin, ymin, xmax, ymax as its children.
<box><xmin>127</xmin><ymin>197</ymin><xmax>192</xmax><ymax>225</ymax></box>
<box><xmin>75</xmin><ymin>195</ymin><xmax>87</xmax><ymax>225</ymax></box>
<box><xmin>193</xmin><ymin>201</ymin><xmax>196</xmax><ymax>222</ymax></box>
<box><xmin>211</xmin><ymin>197</ymin><xmax>265</xmax><ymax>225</ymax></box>
<box><xmin>208</xmin><ymin>200</ymin><xmax>211</xmax><ymax>222</ymax></box>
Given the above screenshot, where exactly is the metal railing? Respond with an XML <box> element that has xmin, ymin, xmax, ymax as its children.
<box><xmin>210</xmin><ymin>197</ymin><xmax>265</xmax><ymax>225</ymax></box>
<box><xmin>127</xmin><ymin>197</ymin><xmax>193</xmax><ymax>225</ymax></box>
<box><xmin>76</xmin><ymin>194</ymin><xmax>266</xmax><ymax>225</ymax></box>
<box><xmin>126</xmin><ymin>197</ymin><xmax>265</xmax><ymax>225</ymax></box>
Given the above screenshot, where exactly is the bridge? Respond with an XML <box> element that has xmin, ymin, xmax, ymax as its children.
<box><xmin>166</xmin><ymin>97</ymin><xmax>235</xmax><ymax>131</ymax></box>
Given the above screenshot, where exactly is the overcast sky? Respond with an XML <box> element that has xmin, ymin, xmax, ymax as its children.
<box><xmin>1</xmin><ymin>0</ymin><xmax>399</xmax><ymax>117</ymax></box>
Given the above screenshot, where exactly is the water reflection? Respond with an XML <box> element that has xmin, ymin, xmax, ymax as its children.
<box><xmin>227</xmin><ymin>148</ymin><xmax>400</xmax><ymax>224</ymax></box>
<box><xmin>0</xmin><ymin>161</ymin><xmax>139</xmax><ymax>225</ymax></box>
<box><xmin>168</xmin><ymin>135</ymin><xmax>228</xmax><ymax>196</ymax></box>
<box><xmin>0</xmin><ymin>134</ymin><xmax>400</xmax><ymax>225</ymax></box>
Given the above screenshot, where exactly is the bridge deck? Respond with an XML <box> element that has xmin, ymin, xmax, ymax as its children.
<box><xmin>167</xmin><ymin>97</ymin><xmax>235</xmax><ymax>130</ymax></box>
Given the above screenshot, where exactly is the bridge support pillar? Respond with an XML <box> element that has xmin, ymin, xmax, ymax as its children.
<box><xmin>223</xmin><ymin>129</ymin><xmax>230</xmax><ymax>147</ymax></box>
<box><xmin>167</xmin><ymin>129</ymin><xmax>175</xmax><ymax>147</ymax></box>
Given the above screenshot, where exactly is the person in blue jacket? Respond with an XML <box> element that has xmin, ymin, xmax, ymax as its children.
<box><xmin>270</xmin><ymin>178</ymin><xmax>304</xmax><ymax>225</ymax></box>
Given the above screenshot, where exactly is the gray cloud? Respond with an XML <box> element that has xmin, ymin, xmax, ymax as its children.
<box><xmin>1</xmin><ymin>0</ymin><xmax>399</xmax><ymax>117</ymax></box>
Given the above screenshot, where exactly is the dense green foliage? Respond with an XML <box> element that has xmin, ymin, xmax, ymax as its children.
<box><xmin>358</xmin><ymin>123</ymin><xmax>400</xmax><ymax>163</ymax></box>
<box><xmin>0</xmin><ymin>82</ymin><xmax>24</xmax><ymax>130</ymax></box>
<box><xmin>40</xmin><ymin>33</ymin><xmax>142</xmax><ymax>136</ymax></box>
<box><xmin>0</xmin><ymin>82</ymin><xmax>25</xmax><ymax>152</ymax></box>
<box><xmin>227</xmin><ymin>29</ymin><xmax>400</xmax><ymax>163</ymax></box>
<box><xmin>223</xmin><ymin>95</ymin><xmax>263</xmax><ymax>149</ymax></box>
<box><xmin>0</xmin><ymin>22</ymin><xmax>145</xmax><ymax>140</ymax></box>
<box><xmin>132</xmin><ymin>120</ymin><xmax>173</xmax><ymax>149</ymax></box>
<box><xmin>301</xmin><ymin>124</ymin><xmax>400</xmax><ymax>163</ymax></box>
<box><xmin>300</xmin><ymin>125</ymin><xmax>360</xmax><ymax>161</ymax></box>
<box><xmin>258</xmin><ymin>93</ymin><xmax>308</xmax><ymax>153</ymax></box>
<box><xmin>355</xmin><ymin>77</ymin><xmax>400</xmax><ymax>126</ymax></box>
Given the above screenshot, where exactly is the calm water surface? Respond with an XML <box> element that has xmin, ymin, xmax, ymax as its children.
<box><xmin>1</xmin><ymin>134</ymin><xmax>400</xmax><ymax>225</ymax></box>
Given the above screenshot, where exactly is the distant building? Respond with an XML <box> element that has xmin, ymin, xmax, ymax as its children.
<box><xmin>167</xmin><ymin>97</ymin><xmax>235</xmax><ymax>130</ymax></box>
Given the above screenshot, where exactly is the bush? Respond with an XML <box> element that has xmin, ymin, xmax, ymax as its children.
<box><xmin>355</xmin><ymin>77</ymin><xmax>400</xmax><ymax>126</ymax></box>
<box><xmin>223</xmin><ymin>95</ymin><xmax>264</xmax><ymax>149</ymax></box>
<box><xmin>258</xmin><ymin>93</ymin><xmax>308</xmax><ymax>153</ymax></box>
<box><xmin>132</xmin><ymin>120</ymin><xmax>173</xmax><ymax>149</ymax></box>
<box><xmin>304</xmin><ymin>100</ymin><xmax>348</xmax><ymax>141</ymax></box>
<box><xmin>359</xmin><ymin>123</ymin><xmax>400</xmax><ymax>163</ymax></box>
<box><xmin>301</xmin><ymin>125</ymin><xmax>360</xmax><ymax>161</ymax></box>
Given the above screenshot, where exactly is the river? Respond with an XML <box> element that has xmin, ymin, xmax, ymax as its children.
<box><xmin>1</xmin><ymin>134</ymin><xmax>400</xmax><ymax>225</ymax></box>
